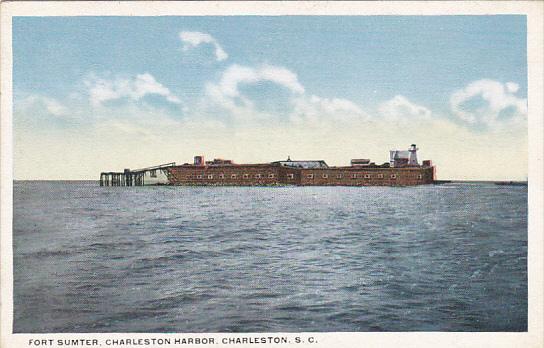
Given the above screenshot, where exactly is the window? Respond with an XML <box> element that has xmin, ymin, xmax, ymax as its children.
<box><xmin>219</xmin><ymin>174</ymin><xmax>224</xmax><ymax>179</ymax></box>
<box><xmin>322</xmin><ymin>173</ymin><xmax>328</xmax><ymax>178</ymax></box>
<box><xmin>208</xmin><ymin>174</ymin><xmax>213</xmax><ymax>179</ymax></box>
<box><xmin>336</xmin><ymin>173</ymin><xmax>343</xmax><ymax>179</ymax></box>
<box><xmin>186</xmin><ymin>175</ymin><xmax>192</xmax><ymax>179</ymax></box>
<box><xmin>231</xmin><ymin>174</ymin><xmax>237</xmax><ymax>179</ymax></box>
<box><xmin>377</xmin><ymin>174</ymin><xmax>384</xmax><ymax>179</ymax></box>
<box><xmin>391</xmin><ymin>174</ymin><xmax>397</xmax><ymax>179</ymax></box>
<box><xmin>307</xmin><ymin>174</ymin><xmax>314</xmax><ymax>179</ymax></box>
<box><xmin>287</xmin><ymin>173</ymin><xmax>294</xmax><ymax>179</ymax></box>
<box><xmin>150</xmin><ymin>169</ymin><xmax>157</xmax><ymax>178</ymax></box>
<box><xmin>268</xmin><ymin>173</ymin><xmax>275</xmax><ymax>178</ymax></box>
<box><xmin>243</xmin><ymin>174</ymin><xmax>249</xmax><ymax>179</ymax></box>
<box><xmin>351</xmin><ymin>173</ymin><xmax>357</xmax><ymax>179</ymax></box>
<box><xmin>255</xmin><ymin>174</ymin><xmax>261</xmax><ymax>179</ymax></box>
<box><xmin>417</xmin><ymin>174</ymin><xmax>423</xmax><ymax>179</ymax></box>
<box><xmin>364</xmin><ymin>174</ymin><xmax>371</xmax><ymax>179</ymax></box>
<box><xmin>197</xmin><ymin>174</ymin><xmax>203</xmax><ymax>179</ymax></box>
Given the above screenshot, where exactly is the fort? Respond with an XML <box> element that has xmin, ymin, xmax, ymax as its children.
<box><xmin>100</xmin><ymin>144</ymin><xmax>436</xmax><ymax>187</ymax></box>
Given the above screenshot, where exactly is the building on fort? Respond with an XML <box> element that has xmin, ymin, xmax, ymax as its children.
<box><xmin>100</xmin><ymin>144</ymin><xmax>435</xmax><ymax>187</ymax></box>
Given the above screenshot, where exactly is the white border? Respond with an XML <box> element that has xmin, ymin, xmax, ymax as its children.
<box><xmin>1</xmin><ymin>2</ymin><xmax>543</xmax><ymax>348</ymax></box>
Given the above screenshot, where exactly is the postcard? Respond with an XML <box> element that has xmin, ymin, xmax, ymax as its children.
<box><xmin>1</xmin><ymin>1</ymin><xmax>543</xmax><ymax>348</ymax></box>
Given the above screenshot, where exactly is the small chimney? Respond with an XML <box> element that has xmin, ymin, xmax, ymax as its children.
<box><xmin>194</xmin><ymin>155</ymin><xmax>205</xmax><ymax>166</ymax></box>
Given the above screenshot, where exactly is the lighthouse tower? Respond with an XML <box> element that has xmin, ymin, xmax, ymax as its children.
<box><xmin>408</xmin><ymin>144</ymin><xmax>419</xmax><ymax>166</ymax></box>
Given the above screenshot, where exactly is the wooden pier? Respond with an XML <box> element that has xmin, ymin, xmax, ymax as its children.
<box><xmin>99</xmin><ymin>163</ymin><xmax>175</xmax><ymax>186</ymax></box>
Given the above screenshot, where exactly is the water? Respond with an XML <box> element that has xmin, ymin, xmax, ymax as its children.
<box><xmin>13</xmin><ymin>181</ymin><xmax>527</xmax><ymax>332</ymax></box>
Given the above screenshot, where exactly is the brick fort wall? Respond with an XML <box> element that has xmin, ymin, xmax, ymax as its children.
<box><xmin>167</xmin><ymin>165</ymin><xmax>434</xmax><ymax>186</ymax></box>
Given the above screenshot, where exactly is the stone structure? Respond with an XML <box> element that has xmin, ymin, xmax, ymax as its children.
<box><xmin>100</xmin><ymin>145</ymin><xmax>436</xmax><ymax>187</ymax></box>
<box><xmin>166</xmin><ymin>161</ymin><xmax>434</xmax><ymax>186</ymax></box>
<box><xmin>165</xmin><ymin>145</ymin><xmax>435</xmax><ymax>186</ymax></box>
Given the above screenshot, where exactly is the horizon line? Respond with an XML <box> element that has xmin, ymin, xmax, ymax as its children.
<box><xmin>12</xmin><ymin>179</ymin><xmax>529</xmax><ymax>183</ymax></box>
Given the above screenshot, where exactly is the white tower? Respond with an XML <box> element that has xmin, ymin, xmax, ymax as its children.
<box><xmin>408</xmin><ymin>144</ymin><xmax>419</xmax><ymax>166</ymax></box>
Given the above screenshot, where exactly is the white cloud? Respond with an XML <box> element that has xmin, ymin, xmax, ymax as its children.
<box><xmin>179</xmin><ymin>31</ymin><xmax>228</xmax><ymax>61</ymax></box>
<box><xmin>213</xmin><ymin>64</ymin><xmax>304</xmax><ymax>98</ymax></box>
<box><xmin>84</xmin><ymin>73</ymin><xmax>182</xmax><ymax>107</ymax></box>
<box><xmin>291</xmin><ymin>95</ymin><xmax>368</xmax><ymax>125</ymax></box>
<box><xmin>201</xmin><ymin>64</ymin><xmax>375</xmax><ymax>127</ymax></box>
<box><xmin>43</xmin><ymin>98</ymin><xmax>69</xmax><ymax>116</ymax></box>
<box><xmin>19</xmin><ymin>95</ymin><xmax>69</xmax><ymax>117</ymax></box>
<box><xmin>506</xmin><ymin>82</ymin><xmax>520</xmax><ymax>93</ymax></box>
<box><xmin>203</xmin><ymin>64</ymin><xmax>305</xmax><ymax>121</ymax></box>
<box><xmin>378</xmin><ymin>95</ymin><xmax>432</xmax><ymax>121</ymax></box>
<box><xmin>450</xmin><ymin>79</ymin><xmax>527</xmax><ymax>128</ymax></box>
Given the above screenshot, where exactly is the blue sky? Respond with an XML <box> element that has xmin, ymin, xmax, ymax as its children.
<box><xmin>13</xmin><ymin>16</ymin><xmax>528</xmax><ymax>180</ymax></box>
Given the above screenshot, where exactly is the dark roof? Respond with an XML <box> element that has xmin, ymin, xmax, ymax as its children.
<box><xmin>272</xmin><ymin>160</ymin><xmax>329</xmax><ymax>169</ymax></box>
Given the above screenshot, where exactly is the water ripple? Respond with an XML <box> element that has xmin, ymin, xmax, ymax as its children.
<box><xmin>13</xmin><ymin>182</ymin><xmax>527</xmax><ymax>332</ymax></box>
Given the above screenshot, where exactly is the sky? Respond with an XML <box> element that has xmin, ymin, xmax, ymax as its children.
<box><xmin>12</xmin><ymin>16</ymin><xmax>528</xmax><ymax>180</ymax></box>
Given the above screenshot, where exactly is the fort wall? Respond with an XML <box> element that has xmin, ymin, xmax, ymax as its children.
<box><xmin>166</xmin><ymin>165</ymin><xmax>434</xmax><ymax>186</ymax></box>
<box><xmin>299</xmin><ymin>167</ymin><xmax>434</xmax><ymax>186</ymax></box>
<box><xmin>101</xmin><ymin>145</ymin><xmax>435</xmax><ymax>187</ymax></box>
<box><xmin>167</xmin><ymin>165</ymin><xmax>282</xmax><ymax>186</ymax></box>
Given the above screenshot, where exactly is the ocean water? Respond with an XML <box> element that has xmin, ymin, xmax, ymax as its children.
<box><xmin>13</xmin><ymin>181</ymin><xmax>527</xmax><ymax>332</ymax></box>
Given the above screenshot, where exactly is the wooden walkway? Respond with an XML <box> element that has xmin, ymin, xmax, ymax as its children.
<box><xmin>99</xmin><ymin>163</ymin><xmax>176</xmax><ymax>186</ymax></box>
